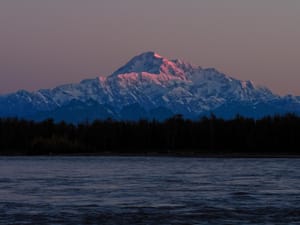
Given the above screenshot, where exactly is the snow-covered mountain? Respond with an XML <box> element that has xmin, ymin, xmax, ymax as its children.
<box><xmin>1</xmin><ymin>51</ymin><xmax>300</xmax><ymax>122</ymax></box>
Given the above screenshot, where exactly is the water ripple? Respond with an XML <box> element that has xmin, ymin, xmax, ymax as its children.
<box><xmin>0</xmin><ymin>157</ymin><xmax>299</xmax><ymax>224</ymax></box>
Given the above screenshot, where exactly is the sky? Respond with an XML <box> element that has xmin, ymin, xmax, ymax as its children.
<box><xmin>0</xmin><ymin>0</ymin><xmax>299</xmax><ymax>95</ymax></box>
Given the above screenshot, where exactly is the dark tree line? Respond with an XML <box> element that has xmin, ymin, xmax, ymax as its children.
<box><xmin>0</xmin><ymin>114</ymin><xmax>300</xmax><ymax>155</ymax></box>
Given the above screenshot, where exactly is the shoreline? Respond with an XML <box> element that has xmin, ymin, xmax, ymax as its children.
<box><xmin>1</xmin><ymin>152</ymin><xmax>300</xmax><ymax>158</ymax></box>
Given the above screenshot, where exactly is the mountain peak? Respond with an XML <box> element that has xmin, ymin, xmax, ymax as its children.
<box><xmin>1</xmin><ymin>51</ymin><xmax>296</xmax><ymax>121</ymax></box>
<box><xmin>111</xmin><ymin>51</ymin><xmax>166</xmax><ymax>76</ymax></box>
<box><xmin>139</xmin><ymin>51</ymin><xmax>163</xmax><ymax>59</ymax></box>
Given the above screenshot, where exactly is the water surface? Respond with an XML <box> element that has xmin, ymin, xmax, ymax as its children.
<box><xmin>0</xmin><ymin>157</ymin><xmax>299</xmax><ymax>224</ymax></box>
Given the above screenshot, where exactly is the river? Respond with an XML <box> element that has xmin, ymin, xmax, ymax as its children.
<box><xmin>0</xmin><ymin>157</ymin><xmax>299</xmax><ymax>224</ymax></box>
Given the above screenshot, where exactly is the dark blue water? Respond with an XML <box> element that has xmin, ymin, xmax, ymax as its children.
<box><xmin>0</xmin><ymin>157</ymin><xmax>299</xmax><ymax>225</ymax></box>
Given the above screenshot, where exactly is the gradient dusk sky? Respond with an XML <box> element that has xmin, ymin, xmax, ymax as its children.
<box><xmin>0</xmin><ymin>0</ymin><xmax>299</xmax><ymax>95</ymax></box>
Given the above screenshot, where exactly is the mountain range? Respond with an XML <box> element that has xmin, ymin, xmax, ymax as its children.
<box><xmin>1</xmin><ymin>51</ymin><xmax>300</xmax><ymax>122</ymax></box>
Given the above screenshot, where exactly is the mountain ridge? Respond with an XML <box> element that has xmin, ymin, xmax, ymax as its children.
<box><xmin>1</xmin><ymin>52</ymin><xmax>300</xmax><ymax>122</ymax></box>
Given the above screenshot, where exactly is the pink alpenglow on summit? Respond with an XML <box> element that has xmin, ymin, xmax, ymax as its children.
<box><xmin>0</xmin><ymin>52</ymin><xmax>300</xmax><ymax>122</ymax></box>
<box><xmin>1</xmin><ymin>1</ymin><xmax>300</xmax><ymax>95</ymax></box>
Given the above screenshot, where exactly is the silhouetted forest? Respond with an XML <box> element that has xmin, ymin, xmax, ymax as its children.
<box><xmin>0</xmin><ymin>114</ymin><xmax>300</xmax><ymax>156</ymax></box>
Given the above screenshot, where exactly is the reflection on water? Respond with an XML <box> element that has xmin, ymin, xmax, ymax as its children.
<box><xmin>0</xmin><ymin>157</ymin><xmax>299</xmax><ymax>225</ymax></box>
